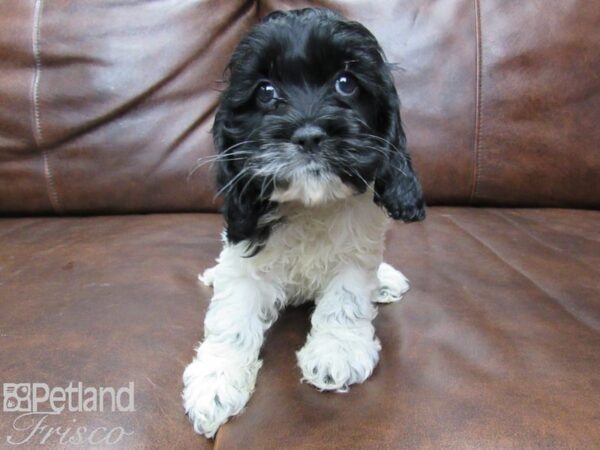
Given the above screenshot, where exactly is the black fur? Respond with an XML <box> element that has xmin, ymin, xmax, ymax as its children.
<box><xmin>213</xmin><ymin>8</ymin><xmax>425</xmax><ymax>251</ymax></box>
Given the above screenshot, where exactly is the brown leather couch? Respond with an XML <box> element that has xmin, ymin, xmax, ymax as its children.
<box><xmin>1</xmin><ymin>1</ymin><xmax>599</xmax><ymax>448</ymax></box>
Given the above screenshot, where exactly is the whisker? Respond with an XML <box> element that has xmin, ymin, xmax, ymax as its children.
<box><xmin>349</xmin><ymin>169</ymin><xmax>376</xmax><ymax>196</ymax></box>
<box><xmin>359</xmin><ymin>144</ymin><xmax>388</xmax><ymax>156</ymax></box>
<box><xmin>238</xmin><ymin>170</ymin><xmax>262</xmax><ymax>199</ymax></box>
<box><xmin>187</xmin><ymin>141</ymin><xmax>258</xmax><ymax>181</ymax></box>
<box><xmin>357</xmin><ymin>133</ymin><xmax>402</xmax><ymax>153</ymax></box>
<box><xmin>187</xmin><ymin>153</ymin><xmax>252</xmax><ymax>181</ymax></box>
<box><xmin>221</xmin><ymin>140</ymin><xmax>260</xmax><ymax>155</ymax></box>
<box><xmin>213</xmin><ymin>166</ymin><xmax>250</xmax><ymax>199</ymax></box>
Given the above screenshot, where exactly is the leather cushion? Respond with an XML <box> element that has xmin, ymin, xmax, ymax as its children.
<box><xmin>0</xmin><ymin>0</ymin><xmax>257</xmax><ymax>215</ymax></box>
<box><xmin>1</xmin><ymin>208</ymin><xmax>598</xmax><ymax>448</ymax></box>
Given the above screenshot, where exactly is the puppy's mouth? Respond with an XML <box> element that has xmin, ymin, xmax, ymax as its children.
<box><xmin>254</xmin><ymin>147</ymin><xmax>354</xmax><ymax>206</ymax></box>
<box><xmin>269</xmin><ymin>173</ymin><xmax>354</xmax><ymax>206</ymax></box>
<box><xmin>296</xmin><ymin>155</ymin><xmax>325</xmax><ymax>175</ymax></box>
<box><xmin>252</xmin><ymin>143</ymin><xmax>330</xmax><ymax>179</ymax></box>
<box><xmin>247</xmin><ymin>138</ymin><xmax>380</xmax><ymax>206</ymax></box>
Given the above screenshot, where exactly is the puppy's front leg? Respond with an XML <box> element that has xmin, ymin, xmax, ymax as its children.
<box><xmin>183</xmin><ymin>270</ymin><xmax>281</xmax><ymax>438</ymax></box>
<box><xmin>297</xmin><ymin>265</ymin><xmax>381</xmax><ymax>392</ymax></box>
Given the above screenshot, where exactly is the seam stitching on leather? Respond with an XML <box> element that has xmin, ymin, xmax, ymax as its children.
<box><xmin>32</xmin><ymin>0</ymin><xmax>61</xmax><ymax>213</ymax></box>
<box><xmin>470</xmin><ymin>0</ymin><xmax>483</xmax><ymax>203</ymax></box>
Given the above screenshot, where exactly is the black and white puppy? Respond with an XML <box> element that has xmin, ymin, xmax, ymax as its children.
<box><xmin>183</xmin><ymin>8</ymin><xmax>425</xmax><ymax>437</ymax></box>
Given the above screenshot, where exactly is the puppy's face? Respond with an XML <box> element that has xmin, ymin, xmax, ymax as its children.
<box><xmin>214</xmin><ymin>8</ymin><xmax>425</xmax><ymax>248</ymax></box>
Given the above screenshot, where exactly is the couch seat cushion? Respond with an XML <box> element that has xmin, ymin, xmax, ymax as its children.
<box><xmin>0</xmin><ymin>208</ymin><xmax>598</xmax><ymax>449</ymax></box>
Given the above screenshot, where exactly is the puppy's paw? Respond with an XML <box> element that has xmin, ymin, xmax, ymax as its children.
<box><xmin>374</xmin><ymin>262</ymin><xmax>409</xmax><ymax>303</ymax></box>
<box><xmin>297</xmin><ymin>331</ymin><xmax>381</xmax><ymax>392</ymax></box>
<box><xmin>198</xmin><ymin>267</ymin><xmax>217</xmax><ymax>287</ymax></box>
<box><xmin>182</xmin><ymin>351</ymin><xmax>261</xmax><ymax>438</ymax></box>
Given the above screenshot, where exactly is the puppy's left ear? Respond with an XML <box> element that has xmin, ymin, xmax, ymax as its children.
<box><xmin>373</xmin><ymin>104</ymin><xmax>426</xmax><ymax>222</ymax></box>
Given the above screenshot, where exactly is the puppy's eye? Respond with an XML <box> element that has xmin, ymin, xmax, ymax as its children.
<box><xmin>335</xmin><ymin>73</ymin><xmax>358</xmax><ymax>96</ymax></box>
<box><xmin>256</xmin><ymin>81</ymin><xmax>279</xmax><ymax>104</ymax></box>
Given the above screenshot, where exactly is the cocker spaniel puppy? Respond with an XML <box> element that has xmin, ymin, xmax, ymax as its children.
<box><xmin>183</xmin><ymin>8</ymin><xmax>425</xmax><ymax>438</ymax></box>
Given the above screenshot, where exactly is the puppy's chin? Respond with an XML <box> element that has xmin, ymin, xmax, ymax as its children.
<box><xmin>270</xmin><ymin>169</ymin><xmax>355</xmax><ymax>206</ymax></box>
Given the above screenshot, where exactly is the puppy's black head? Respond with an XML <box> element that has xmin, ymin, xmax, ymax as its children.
<box><xmin>214</xmin><ymin>8</ymin><xmax>425</xmax><ymax>251</ymax></box>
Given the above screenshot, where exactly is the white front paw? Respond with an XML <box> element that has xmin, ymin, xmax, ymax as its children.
<box><xmin>297</xmin><ymin>330</ymin><xmax>381</xmax><ymax>393</ymax></box>
<box><xmin>182</xmin><ymin>348</ymin><xmax>260</xmax><ymax>438</ymax></box>
<box><xmin>375</xmin><ymin>262</ymin><xmax>410</xmax><ymax>303</ymax></box>
<box><xmin>198</xmin><ymin>266</ymin><xmax>217</xmax><ymax>287</ymax></box>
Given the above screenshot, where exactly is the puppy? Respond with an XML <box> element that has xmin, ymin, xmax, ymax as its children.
<box><xmin>183</xmin><ymin>8</ymin><xmax>425</xmax><ymax>438</ymax></box>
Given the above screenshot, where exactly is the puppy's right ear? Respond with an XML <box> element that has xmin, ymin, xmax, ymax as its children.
<box><xmin>213</xmin><ymin>108</ymin><xmax>274</xmax><ymax>248</ymax></box>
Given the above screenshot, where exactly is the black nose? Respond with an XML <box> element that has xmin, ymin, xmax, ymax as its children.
<box><xmin>291</xmin><ymin>125</ymin><xmax>326</xmax><ymax>152</ymax></box>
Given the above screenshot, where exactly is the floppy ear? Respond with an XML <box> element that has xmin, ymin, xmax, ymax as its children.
<box><xmin>213</xmin><ymin>109</ymin><xmax>275</xmax><ymax>249</ymax></box>
<box><xmin>373</xmin><ymin>105</ymin><xmax>426</xmax><ymax>223</ymax></box>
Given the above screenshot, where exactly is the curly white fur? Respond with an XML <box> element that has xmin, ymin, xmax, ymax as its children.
<box><xmin>182</xmin><ymin>191</ymin><xmax>410</xmax><ymax>437</ymax></box>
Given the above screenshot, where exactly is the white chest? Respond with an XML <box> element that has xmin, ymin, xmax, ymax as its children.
<box><xmin>250</xmin><ymin>192</ymin><xmax>389</xmax><ymax>299</ymax></box>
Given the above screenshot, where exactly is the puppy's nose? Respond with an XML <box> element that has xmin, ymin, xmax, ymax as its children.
<box><xmin>291</xmin><ymin>125</ymin><xmax>326</xmax><ymax>152</ymax></box>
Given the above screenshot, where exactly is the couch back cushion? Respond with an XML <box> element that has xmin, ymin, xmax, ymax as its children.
<box><xmin>0</xmin><ymin>0</ymin><xmax>256</xmax><ymax>214</ymax></box>
<box><xmin>0</xmin><ymin>0</ymin><xmax>598</xmax><ymax>214</ymax></box>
